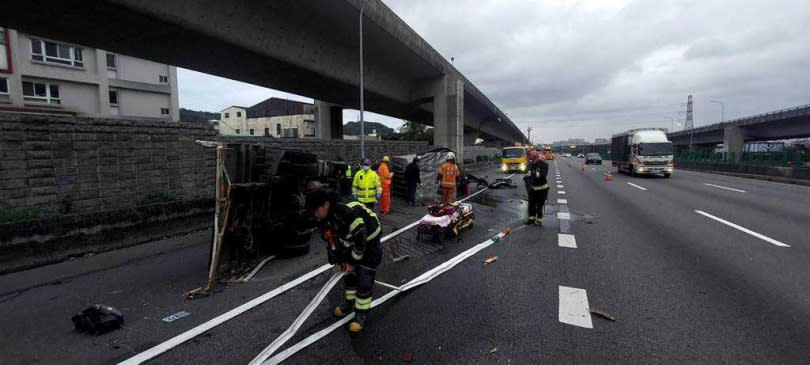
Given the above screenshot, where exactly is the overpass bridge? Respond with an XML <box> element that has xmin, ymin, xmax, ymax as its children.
<box><xmin>0</xmin><ymin>0</ymin><xmax>526</xmax><ymax>157</ymax></box>
<box><xmin>668</xmin><ymin>104</ymin><xmax>810</xmax><ymax>159</ymax></box>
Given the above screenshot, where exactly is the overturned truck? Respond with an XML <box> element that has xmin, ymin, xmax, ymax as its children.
<box><xmin>193</xmin><ymin>141</ymin><xmax>347</xmax><ymax>295</ymax></box>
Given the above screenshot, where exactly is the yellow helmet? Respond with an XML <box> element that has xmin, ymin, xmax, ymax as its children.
<box><xmin>382</xmin><ymin>156</ymin><xmax>390</xmax><ymax>162</ymax></box>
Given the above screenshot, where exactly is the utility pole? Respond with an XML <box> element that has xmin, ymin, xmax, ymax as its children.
<box><xmin>527</xmin><ymin>127</ymin><xmax>533</xmax><ymax>146</ymax></box>
<box><xmin>358</xmin><ymin>0</ymin><xmax>370</xmax><ymax>160</ymax></box>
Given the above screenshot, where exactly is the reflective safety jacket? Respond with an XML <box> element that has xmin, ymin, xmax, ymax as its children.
<box><xmin>320</xmin><ymin>200</ymin><xmax>382</xmax><ymax>265</ymax></box>
<box><xmin>344</xmin><ymin>165</ymin><xmax>353</xmax><ymax>178</ymax></box>
<box><xmin>352</xmin><ymin>169</ymin><xmax>382</xmax><ymax>203</ymax></box>
<box><xmin>436</xmin><ymin>162</ymin><xmax>459</xmax><ymax>188</ymax></box>
<box><xmin>377</xmin><ymin>162</ymin><xmax>393</xmax><ymax>187</ymax></box>
<box><xmin>524</xmin><ymin>160</ymin><xmax>549</xmax><ymax>190</ymax></box>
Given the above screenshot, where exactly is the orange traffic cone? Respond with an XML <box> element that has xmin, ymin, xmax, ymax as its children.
<box><xmin>581</xmin><ymin>165</ymin><xmax>585</xmax><ymax>171</ymax></box>
<box><xmin>605</xmin><ymin>171</ymin><xmax>612</xmax><ymax>181</ymax></box>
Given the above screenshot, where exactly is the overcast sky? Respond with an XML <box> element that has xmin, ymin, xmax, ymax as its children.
<box><xmin>179</xmin><ymin>0</ymin><xmax>809</xmax><ymax>144</ymax></box>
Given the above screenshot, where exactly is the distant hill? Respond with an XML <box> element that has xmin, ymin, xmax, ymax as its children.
<box><xmin>180</xmin><ymin>108</ymin><xmax>220</xmax><ymax>123</ymax></box>
<box><xmin>343</xmin><ymin>121</ymin><xmax>397</xmax><ymax>138</ymax></box>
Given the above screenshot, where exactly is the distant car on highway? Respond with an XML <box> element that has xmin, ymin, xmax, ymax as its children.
<box><xmin>561</xmin><ymin>153</ymin><xmax>572</xmax><ymax>158</ymax></box>
<box><xmin>585</xmin><ymin>153</ymin><xmax>602</xmax><ymax>164</ymax></box>
<box><xmin>576</xmin><ymin>153</ymin><xmax>584</xmax><ymax>158</ymax></box>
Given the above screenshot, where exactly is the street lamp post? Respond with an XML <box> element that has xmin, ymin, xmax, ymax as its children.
<box><xmin>527</xmin><ymin>127</ymin><xmax>533</xmax><ymax>145</ymax></box>
<box><xmin>710</xmin><ymin>100</ymin><xmax>725</xmax><ymax>123</ymax></box>
<box><xmin>664</xmin><ymin>116</ymin><xmax>675</xmax><ymax>132</ymax></box>
<box><xmin>359</xmin><ymin>0</ymin><xmax>371</xmax><ymax>160</ymax></box>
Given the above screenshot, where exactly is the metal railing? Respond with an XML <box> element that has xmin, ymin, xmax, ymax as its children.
<box><xmin>675</xmin><ymin>151</ymin><xmax>808</xmax><ymax>167</ymax></box>
<box><xmin>670</xmin><ymin>103</ymin><xmax>810</xmax><ymax>136</ymax></box>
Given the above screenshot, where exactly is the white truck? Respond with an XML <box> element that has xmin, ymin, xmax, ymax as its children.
<box><xmin>611</xmin><ymin>128</ymin><xmax>674</xmax><ymax>178</ymax></box>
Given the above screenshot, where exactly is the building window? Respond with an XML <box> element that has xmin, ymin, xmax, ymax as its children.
<box><xmin>158</xmin><ymin>75</ymin><xmax>168</xmax><ymax>83</ymax></box>
<box><xmin>0</xmin><ymin>27</ymin><xmax>10</xmax><ymax>73</ymax></box>
<box><xmin>264</xmin><ymin>128</ymin><xmax>269</xmax><ymax>136</ymax></box>
<box><xmin>106</xmin><ymin>53</ymin><xmax>116</xmax><ymax>69</ymax></box>
<box><xmin>22</xmin><ymin>81</ymin><xmax>60</xmax><ymax>104</ymax></box>
<box><xmin>0</xmin><ymin>78</ymin><xmax>7</xmax><ymax>94</ymax></box>
<box><xmin>236</xmin><ymin>111</ymin><xmax>241</xmax><ymax>117</ymax></box>
<box><xmin>30</xmin><ymin>39</ymin><xmax>84</xmax><ymax>68</ymax></box>
<box><xmin>224</xmin><ymin>112</ymin><xmax>230</xmax><ymax>118</ymax></box>
<box><xmin>109</xmin><ymin>89</ymin><xmax>119</xmax><ymax>105</ymax></box>
<box><xmin>276</xmin><ymin>124</ymin><xmax>281</xmax><ymax>136</ymax></box>
<box><xmin>249</xmin><ymin>129</ymin><xmax>254</xmax><ymax>135</ymax></box>
<box><xmin>160</xmin><ymin>107</ymin><xmax>170</xmax><ymax>115</ymax></box>
<box><xmin>235</xmin><ymin>129</ymin><xmax>240</xmax><ymax>134</ymax></box>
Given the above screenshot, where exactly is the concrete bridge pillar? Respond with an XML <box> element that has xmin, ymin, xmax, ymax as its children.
<box><xmin>723</xmin><ymin>125</ymin><xmax>745</xmax><ymax>161</ymax></box>
<box><xmin>431</xmin><ymin>76</ymin><xmax>465</xmax><ymax>158</ymax></box>
<box><xmin>314</xmin><ymin>101</ymin><xmax>343</xmax><ymax>139</ymax></box>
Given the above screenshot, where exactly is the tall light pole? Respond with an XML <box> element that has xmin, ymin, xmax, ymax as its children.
<box><xmin>527</xmin><ymin>127</ymin><xmax>533</xmax><ymax>146</ymax></box>
<box><xmin>710</xmin><ymin>100</ymin><xmax>724</xmax><ymax>123</ymax></box>
<box><xmin>359</xmin><ymin>0</ymin><xmax>371</xmax><ymax>160</ymax></box>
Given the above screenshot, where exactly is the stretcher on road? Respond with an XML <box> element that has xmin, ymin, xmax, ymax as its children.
<box><xmin>416</xmin><ymin>202</ymin><xmax>475</xmax><ymax>243</ymax></box>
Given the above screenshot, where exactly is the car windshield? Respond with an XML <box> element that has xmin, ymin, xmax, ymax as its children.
<box><xmin>638</xmin><ymin>142</ymin><xmax>673</xmax><ymax>156</ymax></box>
<box><xmin>502</xmin><ymin>148</ymin><xmax>525</xmax><ymax>158</ymax></box>
<box><xmin>587</xmin><ymin>153</ymin><xmax>600</xmax><ymax>158</ymax></box>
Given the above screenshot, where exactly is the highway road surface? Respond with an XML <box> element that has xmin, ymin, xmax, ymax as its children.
<box><xmin>1</xmin><ymin>161</ymin><xmax>809</xmax><ymax>364</ymax></box>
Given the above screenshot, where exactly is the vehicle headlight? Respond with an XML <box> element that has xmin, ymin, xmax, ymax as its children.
<box><xmin>520</xmin><ymin>163</ymin><xmax>526</xmax><ymax>170</ymax></box>
<box><xmin>502</xmin><ymin>164</ymin><xmax>508</xmax><ymax>171</ymax></box>
<box><xmin>637</xmin><ymin>167</ymin><xmax>646</xmax><ymax>172</ymax></box>
<box><xmin>666</xmin><ymin>167</ymin><xmax>673</xmax><ymax>172</ymax></box>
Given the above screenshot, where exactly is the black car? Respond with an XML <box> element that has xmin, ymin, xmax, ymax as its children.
<box><xmin>585</xmin><ymin>153</ymin><xmax>602</xmax><ymax>164</ymax></box>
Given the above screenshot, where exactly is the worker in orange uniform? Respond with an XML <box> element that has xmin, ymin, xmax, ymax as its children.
<box><xmin>435</xmin><ymin>152</ymin><xmax>460</xmax><ymax>204</ymax></box>
<box><xmin>377</xmin><ymin>156</ymin><xmax>394</xmax><ymax>214</ymax></box>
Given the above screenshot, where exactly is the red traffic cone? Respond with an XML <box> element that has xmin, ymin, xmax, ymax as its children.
<box><xmin>605</xmin><ymin>171</ymin><xmax>613</xmax><ymax>181</ymax></box>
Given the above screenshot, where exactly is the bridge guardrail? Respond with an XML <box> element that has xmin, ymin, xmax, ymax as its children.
<box><xmin>669</xmin><ymin>103</ymin><xmax>810</xmax><ymax>136</ymax></box>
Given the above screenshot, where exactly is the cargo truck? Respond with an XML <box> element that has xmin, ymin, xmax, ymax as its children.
<box><xmin>611</xmin><ymin>129</ymin><xmax>674</xmax><ymax>177</ymax></box>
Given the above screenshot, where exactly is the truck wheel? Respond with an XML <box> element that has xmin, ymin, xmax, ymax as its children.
<box><xmin>664</xmin><ymin>173</ymin><xmax>671</xmax><ymax>179</ymax></box>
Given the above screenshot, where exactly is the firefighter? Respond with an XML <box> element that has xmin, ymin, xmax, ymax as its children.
<box><xmin>352</xmin><ymin>158</ymin><xmax>382</xmax><ymax>210</ymax></box>
<box><xmin>523</xmin><ymin>151</ymin><xmax>549</xmax><ymax>225</ymax></box>
<box><xmin>377</xmin><ymin>156</ymin><xmax>394</xmax><ymax>214</ymax></box>
<box><xmin>305</xmin><ymin>190</ymin><xmax>383</xmax><ymax>333</ymax></box>
<box><xmin>435</xmin><ymin>152</ymin><xmax>460</xmax><ymax>205</ymax></box>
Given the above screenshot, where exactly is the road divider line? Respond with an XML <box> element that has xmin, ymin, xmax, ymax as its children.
<box><xmin>557</xmin><ymin>185</ymin><xmax>564</xmax><ymax>188</ymax></box>
<box><xmin>557</xmin><ymin>199</ymin><xmax>567</xmax><ymax>204</ymax></box>
<box><xmin>626</xmin><ymin>182</ymin><xmax>647</xmax><ymax>191</ymax></box>
<box><xmin>558</xmin><ymin>191</ymin><xmax>566</xmax><ymax>195</ymax></box>
<box><xmin>558</xmin><ymin>286</ymin><xmax>593</xmax><ymax>329</ymax></box>
<box><xmin>558</xmin><ymin>233</ymin><xmax>577</xmax><ymax>248</ymax></box>
<box><xmin>704</xmin><ymin>183</ymin><xmax>746</xmax><ymax>193</ymax></box>
<box><xmin>694</xmin><ymin>210</ymin><xmax>790</xmax><ymax>247</ymax></box>
<box><xmin>557</xmin><ymin>212</ymin><xmax>571</xmax><ymax>220</ymax></box>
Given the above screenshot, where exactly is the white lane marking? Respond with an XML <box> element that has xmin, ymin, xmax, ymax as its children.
<box><xmin>118</xmin><ymin>264</ymin><xmax>334</xmax><ymax>365</ymax></box>
<box><xmin>557</xmin><ymin>212</ymin><xmax>571</xmax><ymax>220</ymax></box>
<box><xmin>590</xmin><ymin>168</ymin><xmax>596</xmax><ymax>171</ymax></box>
<box><xmin>558</xmin><ymin>233</ymin><xmax>577</xmax><ymax>248</ymax></box>
<box><xmin>626</xmin><ymin>182</ymin><xmax>647</xmax><ymax>191</ymax></box>
<box><xmin>558</xmin><ymin>191</ymin><xmax>566</xmax><ymax>195</ymax></box>
<box><xmin>557</xmin><ymin>185</ymin><xmax>564</xmax><ymax>188</ymax></box>
<box><xmin>559</xmin><ymin>286</ymin><xmax>593</xmax><ymax>329</ymax></box>
<box><xmin>704</xmin><ymin>183</ymin><xmax>746</xmax><ymax>193</ymax></box>
<box><xmin>557</xmin><ymin>199</ymin><xmax>568</xmax><ymax>204</ymax></box>
<box><xmin>694</xmin><ymin>210</ymin><xmax>790</xmax><ymax>247</ymax></box>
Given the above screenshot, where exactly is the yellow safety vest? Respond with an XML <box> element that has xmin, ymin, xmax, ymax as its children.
<box><xmin>352</xmin><ymin>169</ymin><xmax>382</xmax><ymax>203</ymax></box>
<box><xmin>345</xmin><ymin>165</ymin><xmax>352</xmax><ymax>178</ymax></box>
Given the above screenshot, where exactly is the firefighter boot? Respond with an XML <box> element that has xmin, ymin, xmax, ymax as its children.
<box><xmin>535</xmin><ymin>215</ymin><xmax>543</xmax><ymax>226</ymax></box>
<box><xmin>334</xmin><ymin>300</ymin><xmax>354</xmax><ymax>317</ymax></box>
<box><xmin>349</xmin><ymin>311</ymin><xmax>367</xmax><ymax>332</ymax></box>
<box><xmin>526</xmin><ymin>216</ymin><xmax>535</xmax><ymax>225</ymax></box>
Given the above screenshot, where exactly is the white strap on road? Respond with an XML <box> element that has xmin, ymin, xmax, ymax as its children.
<box><xmin>117</xmin><ymin>263</ymin><xmax>333</xmax><ymax>365</ymax></box>
<box><xmin>120</xmin><ymin>171</ymin><xmax>505</xmax><ymax>365</ymax></box>
<box><xmin>262</xmin><ymin>229</ymin><xmax>511</xmax><ymax>364</ymax></box>
<box><xmin>248</xmin><ymin>271</ymin><xmax>345</xmax><ymax>365</ymax></box>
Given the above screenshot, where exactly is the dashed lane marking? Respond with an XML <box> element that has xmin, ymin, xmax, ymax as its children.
<box><xmin>557</xmin><ymin>199</ymin><xmax>568</xmax><ymax>204</ymax></box>
<box><xmin>559</xmin><ymin>286</ymin><xmax>593</xmax><ymax>328</ymax></box>
<box><xmin>694</xmin><ymin>210</ymin><xmax>790</xmax><ymax>247</ymax></box>
<box><xmin>557</xmin><ymin>212</ymin><xmax>571</xmax><ymax>220</ymax></box>
<box><xmin>558</xmin><ymin>233</ymin><xmax>577</xmax><ymax>248</ymax></box>
<box><xmin>558</xmin><ymin>191</ymin><xmax>566</xmax><ymax>195</ymax></box>
<box><xmin>626</xmin><ymin>182</ymin><xmax>647</xmax><ymax>191</ymax></box>
<box><xmin>704</xmin><ymin>183</ymin><xmax>746</xmax><ymax>193</ymax></box>
<box><xmin>557</xmin><ymin>185</ymin><xmax>564</xmax><ymax>188</ymax></box>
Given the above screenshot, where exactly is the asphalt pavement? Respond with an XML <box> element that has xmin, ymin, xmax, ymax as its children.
<box><xmin>1</xmin><ymin>162</ymin><xmax>808</xmax><ymax>364</ymax></box>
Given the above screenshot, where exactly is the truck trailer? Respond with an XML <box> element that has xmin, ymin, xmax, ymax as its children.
<box><xmin>611</xmin><ymin>129</ymin><xmax>674</xmax><ymax>177</ymax></box>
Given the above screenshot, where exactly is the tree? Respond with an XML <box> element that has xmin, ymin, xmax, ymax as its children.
<box><xmin>397</xmin><ymin>121</ymin><xmax>433</xmax><ymax>143</ymax></box>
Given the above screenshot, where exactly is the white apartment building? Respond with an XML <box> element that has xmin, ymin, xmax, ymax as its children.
<box><xmin>0</xmin><ymin>26</ymin><xmax>179</xmax><ymax>120</ymax></box>
<box><xmin>218</xmin><ymin>98</ymin><xmax>316</xmax><ymax>138</ymax></box>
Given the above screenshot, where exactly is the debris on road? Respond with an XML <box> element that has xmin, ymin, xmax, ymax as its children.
<box><xmin>162</xmin><ymin>310</ymin><xmax>191</xmax><ymax>323</ymax></box>
<box><xmin>484</xmin><ymin>256</ymin><xmax>499</xmax><ymax>265</ymax></box>
<box><xmin>490</xmin><ymin>347</ymin><xmax>499</xmax><ymax>353</ymax></box>
<box><xmin>72</xmin><ymin>304</ymin><xmax>124</xmax><ymax>335</ymax></box>
<box><xmin>393</xmin><ymin>254</ymin><xmax>411</xmax><ymax>263</ymax></box>
<box><xmin>488</xmin><ymin>228</ymin><xmax>495</xmax><ymax>232</ymax></box>
<box><xmin>589</xmin><ymin>307</ymin><xmax>617</xmax><ymax>321</ymax></box>
<box><xmin>489</xmin><ymin>177</ymin><xmax>517</xmax><ymax>189</ymax></box>
<box><xmin>403</xmin><ymin>350</ymin><xmax>414</xmax><ymax>363</ymax></box>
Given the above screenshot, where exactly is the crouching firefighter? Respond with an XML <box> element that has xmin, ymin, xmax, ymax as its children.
<box><xmin>523</xmin><ymin>151</ymin><xmax>549</xmax><ymax>225</ymax></box>
<box><xmin>306</xmin><ymin>190</ymin><xmax>383</xmax><ymax>332</ymax></box>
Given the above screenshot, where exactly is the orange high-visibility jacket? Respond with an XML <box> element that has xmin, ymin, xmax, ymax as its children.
<box><xmin>436</xmin><ymin>162</ymin><xmax>459</xmax><ymax>188</ymax></box>
<box><xmin>378</xmin><ymin>163</ymin><xmax>393</xmax><ymax>187</ymax></box>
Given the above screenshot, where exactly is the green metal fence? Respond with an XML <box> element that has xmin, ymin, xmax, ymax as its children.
<box><xmin>675</xmin><ymin>151</ymin><xmax>808</xmax><ymax>167</ymax></box>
